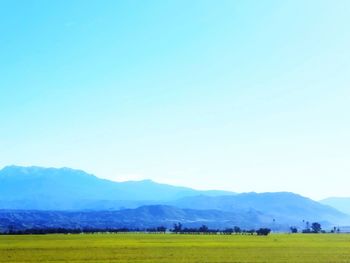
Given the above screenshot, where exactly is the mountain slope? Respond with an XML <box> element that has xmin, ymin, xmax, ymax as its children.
<box><xmin>320</xmin><ymin>197</ymin><xmax>350</xmax><ymax>215</ymax></box>
<box><xmin>170</xmin><ymin>193</ymin><xmax>349</xmax><ymax>226</ymax></box>
<box><xmin>0</xmin><ymin>205</ymin><xmax>274</xmax><ymax>231</ymax></box>
<box><xmin>0</xmin><ymin>166</ymin><xmax>234</xmax><ymax>210</ymax></box>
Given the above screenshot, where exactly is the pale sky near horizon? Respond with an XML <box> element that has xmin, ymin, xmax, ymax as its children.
<box><xmin>1</xmin><ymin>0</ymin><xmax>349</xmax><ymax>200</ymax></box>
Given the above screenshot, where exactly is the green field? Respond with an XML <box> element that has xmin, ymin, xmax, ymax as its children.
<box><xmin>1</xmin><ymin>233</ymin><xmax>350</xmax><ymax>263</ymax></box>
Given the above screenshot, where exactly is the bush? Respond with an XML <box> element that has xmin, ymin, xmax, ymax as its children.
<box><xmin>256</xmin><ymin>228</ymin><xmax>271</xmax><ymax>236</ymax></box>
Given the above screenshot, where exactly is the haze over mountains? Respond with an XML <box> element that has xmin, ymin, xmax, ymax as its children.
<box><xmin>0</xmin><ymin>166</ymin><xmax>348</xmax><ymax>231</ymax></box>
<box><xmin>320</xmin><ymin>198</ymin><xmax>350</xmax><ymax>215</ymax></box>
<box><xmin>0</xmin><ymin>166</ymin><xmax>234</xmax><ymax>210</ymax></box>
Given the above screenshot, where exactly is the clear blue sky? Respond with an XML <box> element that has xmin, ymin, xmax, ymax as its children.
<box><xmin>1</xmin><ymin>0</ymin><xmax>349</xmax><ymax>199</ymax></box>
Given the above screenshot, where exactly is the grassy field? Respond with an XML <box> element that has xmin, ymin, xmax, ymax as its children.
<box><xmin>1</xmin><ymin>233</ymin><xmax>350</xmax><ymax>263</ymax></box>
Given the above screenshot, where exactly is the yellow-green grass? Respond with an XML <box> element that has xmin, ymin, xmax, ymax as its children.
<box><xmin>1</xmin><ymin>233</ymin><xmax>350</xmax><ymax>263</ymax></box>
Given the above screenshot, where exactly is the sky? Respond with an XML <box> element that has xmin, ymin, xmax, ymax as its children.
<box><xmin>0</xmin><ymin>0</ymin><xmax>349</xmax><ymax>200</ymax></box>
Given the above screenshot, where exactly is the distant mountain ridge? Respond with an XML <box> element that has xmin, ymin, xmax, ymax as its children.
<box><xmin>0</xmin><ymin>165</ymin><xmax>348</xmax><ymax>229</ymax></box>
<box><xmin>320</xmin><ymin>197</ymin><xmax>350</xmax><ymax>215</ymax></box>
<box><xmin>0</xmin><ymin>166</ymin><xmax>235</xmax><ymax>210</ymax></box>
<box><xmin>169</xmin><ymin>193</ymin><xmax>348</xmax><ymax>226</ymax></box>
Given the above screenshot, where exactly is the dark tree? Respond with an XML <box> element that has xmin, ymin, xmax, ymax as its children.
<box><xmin>256</xmin><ymin>228</ymin><xmax>271</xmax><ymax>236</ymax></box>
<box><xmin>245</xmin><ymin>229</ymin><xmax>256</xmax><ymax>235</ymax></box>
<box><xmin>290</xmin><ymin>227</ymin><xmax>298</xmax><ymax>233</ymax></box>
<box><xmin>198</xmin><ymin>225</ymin><xmax>209</xmax><ymax>233</ymax></box>
<box><xmin>223</xmin><ymin>228</ymin><xmax>233</xmax><ymax>234</ymax></box>
<box><xmin>233</xmin><ymin>226</ymin><xmax>242</xmax><ymax>234</ymax></box>
<box><xmin>311</xmin><ymin>222</ymin><xmax>322</xmax><ymax>233</ymax></box>
<box><xmin>156</xmin><ymin>226</ymin><xmax>167</xmax><ymax>233</ymax></box>
<box><xmin>305</xmin><ymin>221</ymin><xmax>310</xmax><ymax>231</ymax></box>
<box><xmin>173</xmin><ymin>223</ymin><xmax>183</xmax><ymax>233</ymax></box>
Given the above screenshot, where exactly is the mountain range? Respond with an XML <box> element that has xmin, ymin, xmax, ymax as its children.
<box><xmin>0</xmin><ymin>206</ymin><xmax>271</xmax><ymax>231</ymax></box>
<box><xmin>0</xmin><ymin>166</ymin><xmax>234</xmax><ymax>210</ymax></box>
<box><xmin>320</xmin><ymin>198</ymin><xmax>350</xmax><ymax>215</ymax></box>
<box><xmin>0</xmin><ymin>165</ymin><xmax>348</xmax><ymax>231</ymax></box>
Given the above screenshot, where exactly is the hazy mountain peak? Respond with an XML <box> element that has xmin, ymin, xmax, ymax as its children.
<box><xmin>0</xmin><ymin>165</ymin><xmax>85</xmax><ymax>173</ymax></box>
<box><xmin>0</xmin><ymin>165</ymin><xmax>235</xmax><ymax>210</ymax></box>
<box><xmin>0</xmin><ymin>165</ymin><xmax>97</xmax><ymax>179</ymax></box>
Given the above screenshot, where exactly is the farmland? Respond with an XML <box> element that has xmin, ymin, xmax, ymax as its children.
<box><xmin>1</xmin><ymin>233</ymin><xmax>350</xmax><ymax>263</ymax></box>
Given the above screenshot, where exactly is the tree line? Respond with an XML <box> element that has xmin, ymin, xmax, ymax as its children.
<box><xmin>0</xmin><ymin>224</ymin><xmax>271</xmax><ymax>236</ymax></box>
<box><xmin>290</xmin><ymin>222</ymin><xmax>340</xmax><ymax>234</ymax></box>
<box><xmin>2</xmin><ymin>221</ymin><xmax>335</xmax><ymax>235</ymax></box>
<box><xmin>172</xmin><ymin>223</ymin><xmax>271</xmax><ymax>235</ymax></box>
